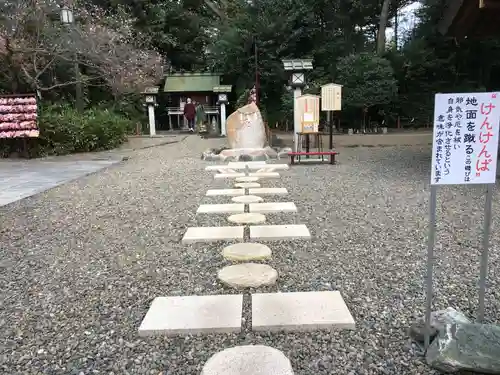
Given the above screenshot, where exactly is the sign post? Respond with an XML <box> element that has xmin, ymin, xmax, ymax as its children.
<box><xmin>425</xmin><ymin>92</ymin><xmax>500</xmax><ymax>349</ymax></box>
<box><xmin>143</xmin><ymin>87</ymin><xmax>159</xmax><ymax>137</ymax></box>
<box><xmin>321</xmin><ymin>83</ymin><xmax>342</xmax><ymax>150</ymax></box>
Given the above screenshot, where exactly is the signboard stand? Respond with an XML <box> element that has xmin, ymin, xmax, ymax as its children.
<box><xmin>478</xmin><ymin>184</ymin><xmax>494</xmax><ymax>321</ymax></box>
<box><xmin>320</xmin><ymin>84</ymin><xmax>342</xmax><ymax>150</ymax></box>
<box><xmin>424</xmin><ymin>92</ymin><xmax>500</xmax><ymax>350</ymax></box>
<box><xmin>424</xmin><ymin>184</ymin><xmax>437</xmax><ymax>349</ymax></box>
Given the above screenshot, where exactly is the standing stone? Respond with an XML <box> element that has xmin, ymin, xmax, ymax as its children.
<box><xmin>410</xmin><ymin>307</ymin><xmax>470</xmax><ymax>344</ymax></box>
<box><xmin>201</xmin><ymin>345</ymin><xmax>294</xmax><ymax>375</ymax></box>
<box><xmin>226</xmin><ymin>103</ymin><xmax>266</xmax><ymax>149</ymax></box>
<box><xmin>426</xmin><ymin>323</ymin><xmax>500</xmax><ymax>373</ymax></box>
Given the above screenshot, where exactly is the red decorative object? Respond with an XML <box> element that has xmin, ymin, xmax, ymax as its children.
<box><xmin>0</xmin><ymin>94</ymin><xmax>39</xmax><ymax>138</ymax></box>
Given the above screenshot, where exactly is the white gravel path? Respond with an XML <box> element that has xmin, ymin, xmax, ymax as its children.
<box><xmin>1</xmin><ymin>135</ymin><xmax>499</xmax><ymax>375</ymax></box>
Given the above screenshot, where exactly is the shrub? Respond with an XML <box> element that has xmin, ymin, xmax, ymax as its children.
<box><xmin>0</xmin><ymin>103</ymin><xmax>134</xmax><ymax>158</ymax></box>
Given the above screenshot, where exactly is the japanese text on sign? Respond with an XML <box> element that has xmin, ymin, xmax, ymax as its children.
<box><xmin>431</xmin><ymin>92</ymin><xmax>500</xmax><ymax>185</ymax></box>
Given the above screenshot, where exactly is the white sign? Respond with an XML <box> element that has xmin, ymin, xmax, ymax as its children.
<box><xmin>431</xmin><ymin>92</ymin><xmax>500</xmax><ymax>185</ymax></box>
<box><xmin>303</xmin><ymin>112</ymin><xmax>314</xmax><ymax>122</ymax></box>
<box><xmin>321</xmin><ymin>83</ymin><xmax>342</xmax><ymax>111</ymax></box>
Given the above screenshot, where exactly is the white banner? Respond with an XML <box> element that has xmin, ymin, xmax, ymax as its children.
<box><xmin>431</xmin><ymin>92</ymin><xmax>500</xmax><ymax>185</ymax></box>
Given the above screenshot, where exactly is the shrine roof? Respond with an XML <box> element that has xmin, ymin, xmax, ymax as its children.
<box><xmin>438</xmin><ymin>0</ymin><xmax>500</xmax><ymax>38</ymax></box>
<box><xmin>163</xmin><ymin>72</ymin><xmax>221</xmax><ymax>93</ymax></box>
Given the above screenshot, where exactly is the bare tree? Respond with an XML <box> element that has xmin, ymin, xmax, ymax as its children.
<box><xmin>0</xmin><ymin>0</ymin><xmax>163</xmax><ymax>95</ymax></box>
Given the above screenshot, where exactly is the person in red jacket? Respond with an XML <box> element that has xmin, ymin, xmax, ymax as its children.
<box><xmin>183</xmin><ymin>98</ymin><xmax>196</xmax><ymax>132</ymax></box>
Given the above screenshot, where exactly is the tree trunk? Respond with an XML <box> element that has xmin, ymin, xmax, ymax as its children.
<box><xmin>204</xmin><ymin>0</ymin><xmax>225</xmax><ymax>19</ymax></box>
<box><xmin>394</xmin><ymin>0</ymin><xmax>399</xmax><ymax>50</ymax></box>
<box><xmin>377</xmin><ymin>0</ymin><xmax>391</xmax><ymax>55</ymax></box>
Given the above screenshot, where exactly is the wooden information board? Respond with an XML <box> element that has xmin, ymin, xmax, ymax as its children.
<box><xmin>296</xmin><ymin>94</ymin><xmax>320</xmax><ymax>133</ymax></box>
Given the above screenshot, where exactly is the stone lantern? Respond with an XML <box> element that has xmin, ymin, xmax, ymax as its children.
<box><xmin>213</xmin><ymin>85</ymin><xmax>232</xmax><ymax>136</ymax></box>
<box><xmin>282</xmin><ymin>59</ymin><xmax>314</xmax><ymax>151</ymax></box>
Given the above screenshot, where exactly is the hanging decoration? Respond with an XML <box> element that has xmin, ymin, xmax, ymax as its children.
<box><xmin>0</xmin><ymin>94</ymin><xmax>39</xmax><ymax>138</ymax></box>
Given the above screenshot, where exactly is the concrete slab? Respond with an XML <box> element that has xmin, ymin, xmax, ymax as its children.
<box><xmin>138</xmin><ymin>295</ymin><xmax>243</xmax><ymax>336</ymax></box>
<box><xmin>0</xmin><ymin>159</ymin><xmax>119</xmax><ymax>207</ymax></box>
<box><xmin>208</xmin><ymin>164</ymin><xmax>288</xmax><ymax>171</ymax></box>
<box><xmin>252</xmin><ymin>164</ymin><xmax>288</xmax><ymax>170</ymax></box>
<box><xmin>215</xmin><ymin>173</ymin><xmax>246</xmax><ymax>179</ymax></box>
<box><xmin>252</xmin><ymin>291</ymin><xmax>355</xmax><ymax>332</ymax></box>
<box><xmin>206</xmin><ymin>189</ymin><xmax>245</xmax><ymax>196</ymax></box>
<box><xmin>235</xmin><ymin>176</ymin><xmax>260</xmax><ymax>182</ymax></box>
<box><xmin>231</xmin><ymin>195</ymin><xmax>263</xmax><ymax>203</ymax></box>
<box><xmin>197</xmin><ymin>204</ymin><xmax>245</xmax><ymax>214</ymax></box>
<box><xmin>204</xmin><ymin>165</ymin><xmax>236</xmax><ymax>172</ymax></box>
<box><xmin>249</xmin><ymin>202</ymin><xmax>297</xmax><ymax>213</ymax></box>
<box><xmin>217</xmin><ymin>168</ymin><xmax>237</xmax><ymax>174</ymax></box>
<box><xmin>248</xmin><ymin>188</ymin><xmax>288</xmax><ymax>196</ymax></box>
<box><xmin>248</xmin><ymin>172</ymin><xmax>280</xmax><ymax>178</ymax></box>
<box><xmin>234</xmin><ymin>182</ymin><xmax>261</xmax><ymax>189</ymax></box>
<box><xmin>182</xmin><ymin>226</ymin><xmax>244</xmax><ymax>244</ymax></box>
<box><xmin>228</xmin><ymin>213</ymin><xmax>266</xmax><ymax>224</ymax></box>
<box><xmin>227</xmin><ymin>161</ymin><xmax>267</xmax><ymax>168</ymax></box>
<box><xmin>249</xmin><ymin>225</ymin><xmax>311</xmax><ymax>241</ymax></box>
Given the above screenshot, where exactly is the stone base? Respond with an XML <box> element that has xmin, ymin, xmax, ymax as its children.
<box><xmin>202</xmin><ymin>147</ymin><xmax>292</xmax><ymax>162</ymax></box>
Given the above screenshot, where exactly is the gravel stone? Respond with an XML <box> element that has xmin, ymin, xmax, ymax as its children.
<box><xmin>2</xmin><ymin>136</ymin><xmax>496</xmax><ymax>375</ymax></box>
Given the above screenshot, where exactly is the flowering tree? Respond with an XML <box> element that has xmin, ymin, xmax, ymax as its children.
<box><xmin>0</xmin><ymin>0</ymin><xmax>163</xmax><ymax>96</ymax></box>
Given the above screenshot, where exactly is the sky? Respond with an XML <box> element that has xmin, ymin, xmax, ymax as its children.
<box><xmin>386</xmin><ymin>1</ymin><xmax>422</xmax><ymax>41</ymax></box>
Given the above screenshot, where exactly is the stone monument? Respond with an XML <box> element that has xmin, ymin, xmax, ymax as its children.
<box><xmin>201</xmin><ymin>89</ymin><xmax>292</xmax><ymax>161</ymax></box>
<box><xmin>226</xmin><ymin>102</ymin><xmax>266</xmax><ymax>149</ymax></box>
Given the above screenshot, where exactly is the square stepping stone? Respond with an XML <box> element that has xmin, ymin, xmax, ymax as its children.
<box><xmin>197</xmin><ymin>204</ymin><xmax>244</xmax><ymax>214</ymax></box>
<box><xmin>249</xmin><ymin>224</ymin><xmax>310</xmax><ymax>241</ymax></box>
<box><xmin>215</xmin><ymin>173</ymin><xmax>246</xmax><ymax>179</ymax></box>
<box><xmin>249</xmin><ymin>202</ymin><xmax>297</xmax><ymax>213</ymax></box>
<box><xmin>252</xmin><ymin>291</ymin><xmax>355</xmax><ymax>332</ymax></box>
<box><xmin>182</xmin><ymin>226</ymin><xmax>244</xmax><ymax>244</ymax></box>
<box><xmin>248</xmin><ymin>172</ymin><xmax>280</xmax><ymax>178</ymax></box>
<box><xmin>206</xmin><ymin>189</ymin><xmax>245</xmax><ymax>196</ymax></box>
<box><xmin>139</xmin><ymin>294</ymin><xmax>243</xmax><ymax>336</ymax></box>
<box><xmin>249</xmin><ymin>188</ymin><xmax>288</xmax><ymax>196</ymax></box>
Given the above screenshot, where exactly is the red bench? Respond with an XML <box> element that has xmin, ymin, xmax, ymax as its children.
<box><xmin>288</xmin><ymin>151</ymin><xmax>338</xmax><ymax>165</ymax></box>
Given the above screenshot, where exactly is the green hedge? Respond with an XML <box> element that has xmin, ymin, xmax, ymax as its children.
<box><xmin>0</xmin><ymin>103</ymin><xmax>135</xmax><ymax>158</ymax></box>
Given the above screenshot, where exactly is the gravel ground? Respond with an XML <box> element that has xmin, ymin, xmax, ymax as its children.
<box><xmin>1</xmin><ymin>135</ymin><xmax>500</xmax><ymax>375</ymax></box>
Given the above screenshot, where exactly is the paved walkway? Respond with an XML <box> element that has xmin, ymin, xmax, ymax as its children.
<box><xmin>0</xmin><ymin>135</ymin><xmax>183</xmax><ymax>207</ymax></box>
<box><xmin>0</xmin><ymin>159</ymin><xmax>120</xmax><ymax>207</ymax></box>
